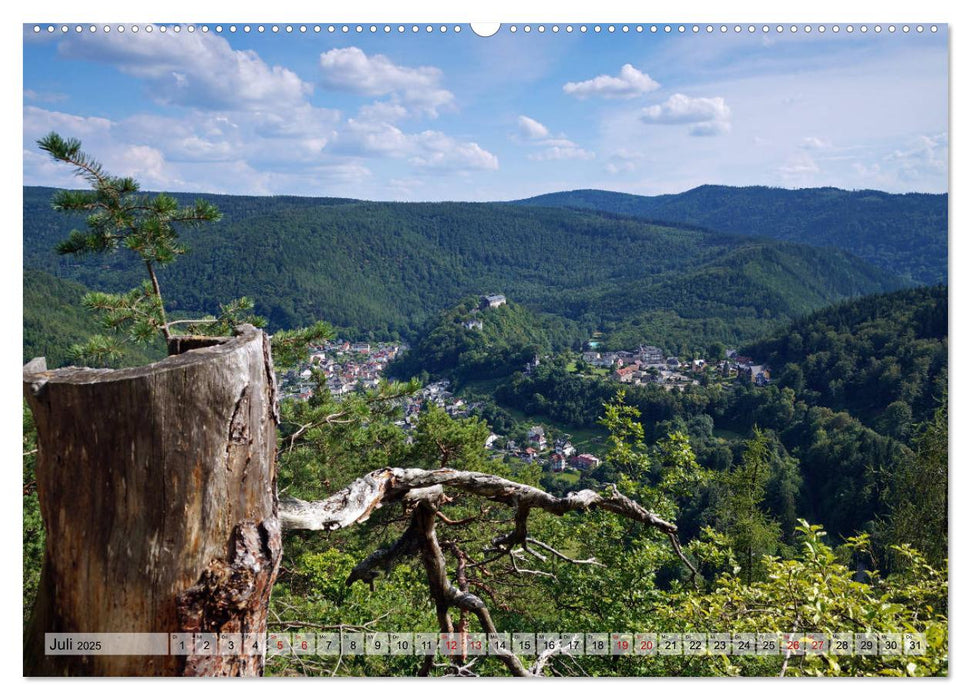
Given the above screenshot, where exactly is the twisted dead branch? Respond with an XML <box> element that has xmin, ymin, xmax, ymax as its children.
<box><xmin>278</xmin><ymin>467</ymin><xmax>699</xmax><ymax>677</ymax></box>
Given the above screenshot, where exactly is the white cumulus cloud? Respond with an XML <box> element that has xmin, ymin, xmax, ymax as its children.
<box><xmin>641</xmin><ymin>94</ymin><xmax>732</xmax><ymax>136</ymax></box>
<box><xmin>410</xmin><ymin>135</ymin><xmax>500</xmax><ymax>172</ymax></box>
<box><xmin>27</xmin><ymin>34</ymin><xmax>501</xmax><ymax>194</ymax></box>
<box><xmin>58</xmin><ymin>28</ymin><xmax>311</xmax><ymax>112</ymax></box>
<box><xmin>335</xmin><ymin>120</ymin><xmax>498</xmax><ymax>173</ymax></box>
<box><xmin>25</xmin><ymin>105</ymin><xmax>113</xmax><ymax>139</ymax></box>
<box><xmin>515</xmin><ymin>115</ymin><xmax>595</xmax><ymax>161</ymax></box>
<box><xmin>603</xmin><ymin>149</ymin><xmax>647</xmax><ymax>175</ymax></box>
<box><xmin>563</xmin><ymin>64</ymin><xmax>660</xmax><ymax>100</ymax></box>
<box><xmin>517</xmin><ymin>115</ymin><xmax>550</xmax><ymax>140</ymax></box>
<box><xmin>24</xmin><ymin>103</ymin><xmax>353</xmax><ymax>195</ymax></box>
<box><xmin>883</xmin><ymin>133</ymin><xmax>947</xmax><ymax>184</ymax></box>
<box><xmin>319</xmin><ymin>47</ymin><xmax>454</xmax><ymax>118</ymax></box>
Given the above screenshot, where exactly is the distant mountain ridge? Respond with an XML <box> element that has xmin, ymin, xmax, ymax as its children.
<box><xmin>24</xmin><ymin>185</ymin><xmax>908</xmax><ymax>354</ymax></box>
<box><xmin>512</xmin><ymin>185</ymin><xmax>947</xmax><ymax>285</ymax></box>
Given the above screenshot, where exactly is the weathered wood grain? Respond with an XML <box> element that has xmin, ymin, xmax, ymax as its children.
<box><xmin>23</xmin><ymin>325</ymin><xmax>280</xmax><ymax>676</ymax></box>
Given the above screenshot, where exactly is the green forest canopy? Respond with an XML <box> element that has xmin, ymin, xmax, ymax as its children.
<box><xmin>24</xmin><ymin>185</ymin><xmax>907</xmax><ymax>352</ymax></box>
<box><xmin>514</xmin><ymin>185</ymin><xmax>947</xmax><ymax>286</ymax></box>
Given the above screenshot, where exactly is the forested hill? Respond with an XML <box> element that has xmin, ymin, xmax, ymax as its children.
<box><xmin>513</xmin><ymin>185</ymin><xmax>947</xmax><ymax>285</ymax></box>
<box><xmin>387</xmin><ymin>296</ymin><xmax>577</xmax><ymax>382</ymax></box>
<box><xmin>23</xmin><ymin>268</ymin><xmax>163</xmax><ymax>368</ymax></box>
<box><xmin>476</xmin><ymin>284</ymin><xmax>947</xmax><ymax>543</ymax></box>
<box><xmin>24</xmin><ymin>186</ymin><xmax>905</xmax><ymax>351</ymax></box>
<box><xmin>743</xmin><ymin>284</ymin><xmax>947</xmax><ymax>433</ymax></box>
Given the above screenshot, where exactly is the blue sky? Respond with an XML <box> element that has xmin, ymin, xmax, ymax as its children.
<box><xmin>22</xmin><ymin>23</ymin><xmax>948</xmax><ymax>200</ymax></box>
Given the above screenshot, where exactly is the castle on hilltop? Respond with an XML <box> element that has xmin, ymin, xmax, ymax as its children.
<box><xmin>482</xmin><ymin>294</ymin><xmax>506</xmax><ymax>309</ymax></box>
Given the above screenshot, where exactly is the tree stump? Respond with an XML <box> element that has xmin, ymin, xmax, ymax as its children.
<box><xmin>23</xmin><ymin>325</ymin><xmax>281</xmax><ymax>676</ymax></box>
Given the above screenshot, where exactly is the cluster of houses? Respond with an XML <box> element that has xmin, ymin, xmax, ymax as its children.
<box><xmin>581</xmin><ymin>345</ymin><xmax>659</xmax><ymax>366</ymax></box>
<box><xmin>394</xmin><ymin>382</ymin><xmax>604</xmax><ymax>477</ymax></box>
<box><xmin>485</xmin><ymin>424</ymin><xmax>601</xmax><ymax>474</ymax></box>
<box><xmin>398</xmin><ymin>380</ymin><xmax>480</xmax><ymax>429</ymax></box>
<box><xmin>579</xmin><ymin>345</ymin><xmax>770</xmax><ymax>389</ymax></box>
<box><xmin>277</xmin><ymin>339</ymin><xmax>404</xmax><ymax>400</ymax></box>
<box><xmin>724</xmin><ymin>351</ymin><xmax>772</xmax><ymax>386</ymax></box>
<box><xmin>581</xmin><ymin>346</ymin><xmax>700</xmax><ymax>390</ymax></box>
<box><xmin>397</xmin><ymin>383</ymin><xmax>600</xmax><ymax>479</ymax></box>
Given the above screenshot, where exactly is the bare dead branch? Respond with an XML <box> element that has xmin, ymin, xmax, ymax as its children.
<box><xmin>491</xmin><ymin>504</ymin><xmax>531</xmax><ymax>550</ymax></box>
<box><xmin>278</xmin><ymin>469</ymin><xmax>395</xmax><ymax>531</ymax></box>
<box><xmin>279</xmin><ymin>467</ymin><xmax>700</xmax><ymax>677</ymax></box>
<box><xmin>525</xmin><ymin>537</ymin><xmax>605</xmax><ymax>566</ymax></box>
<box><xmin>665</xmin><ymin>531</ymin><xmax>701</xmax><ymax>586</ymax></box>
<box><xmin>432</xmin><ymin>659</ymin><xmax>479</xmax><ymax>677</ymax></box>
<box><xmin>522</xmin><ymin>544</ymin><xmax>548</xmax><ymax>562</ymax></box>
<box><xmin>530</xmin><ymin>639</ymin><xmax>568</xmax><ymax>676</ymax></box>
<box><xmin>280</xmin><ymin>467</ymin><xmax>679</xmax><ymax>533</ymax></box>
<box><xmin>465</xmin><ymin>578</ymin><xmax>512</xmax><ymax>612</ymax></box>
<box><xmin>164</xmin><ymin>318</ymin><xmax>219</xmax><ymax>328</ymax></box>
<box><xmin>408</xmin><ymin>499</ymin><xmax>533</xmax><ymax>677</ymax></box>
<box><xmin>281</xmin><ymin>467</ymin><xmax>697</xmax><ymax>582</ymax></box>
<box><xmin>509</xmin><ymin>549</ymin><xmax>557</xmax><ymax>579</ymax></box>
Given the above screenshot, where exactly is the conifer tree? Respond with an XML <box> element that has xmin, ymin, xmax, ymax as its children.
<box><xmin>717</xmin><ymin>428</ymin><xmax>782</xmax><ymax>583</ymax></box>
<box><xmin>37</xmin><ymin>132</ymin><xmax>264</xmax><ymax>364</ymax></box>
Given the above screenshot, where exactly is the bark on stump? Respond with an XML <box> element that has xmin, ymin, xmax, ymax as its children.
<box><xmin>23</xmin><ymin>325</ymin><xmax>281</xmax><ymax>677</ymax></box>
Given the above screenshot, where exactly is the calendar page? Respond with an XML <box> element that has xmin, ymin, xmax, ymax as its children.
<box><xmin>21</xmin><ymin>12</ymin><xmax>949</xmax><ymax>680</ymax></box>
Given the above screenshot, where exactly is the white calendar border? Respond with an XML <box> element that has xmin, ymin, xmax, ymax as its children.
<box><xmin>4</xmin><ymin>1</ymin><xmax>962</xmax><ymax>698</ymax></box>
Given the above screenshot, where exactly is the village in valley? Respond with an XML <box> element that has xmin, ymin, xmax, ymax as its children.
<box><xmin>578</xmin><ymin>345</ymin><xmax>771</xmax><ymax>390</ymax></box>
<box><xmin>277</xmin><ymin>339</ymin><xmax>405</xmax><ymax>401</ymax></box>
<box><xmin>277</xmin><ymin>293</ymin><xmax>770</xmax><ymax>479</ymax></box>
<box><xmin>464</xmin><ymin>294</ymin><xmax>771</xmax><ymax>391</ymax></box>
